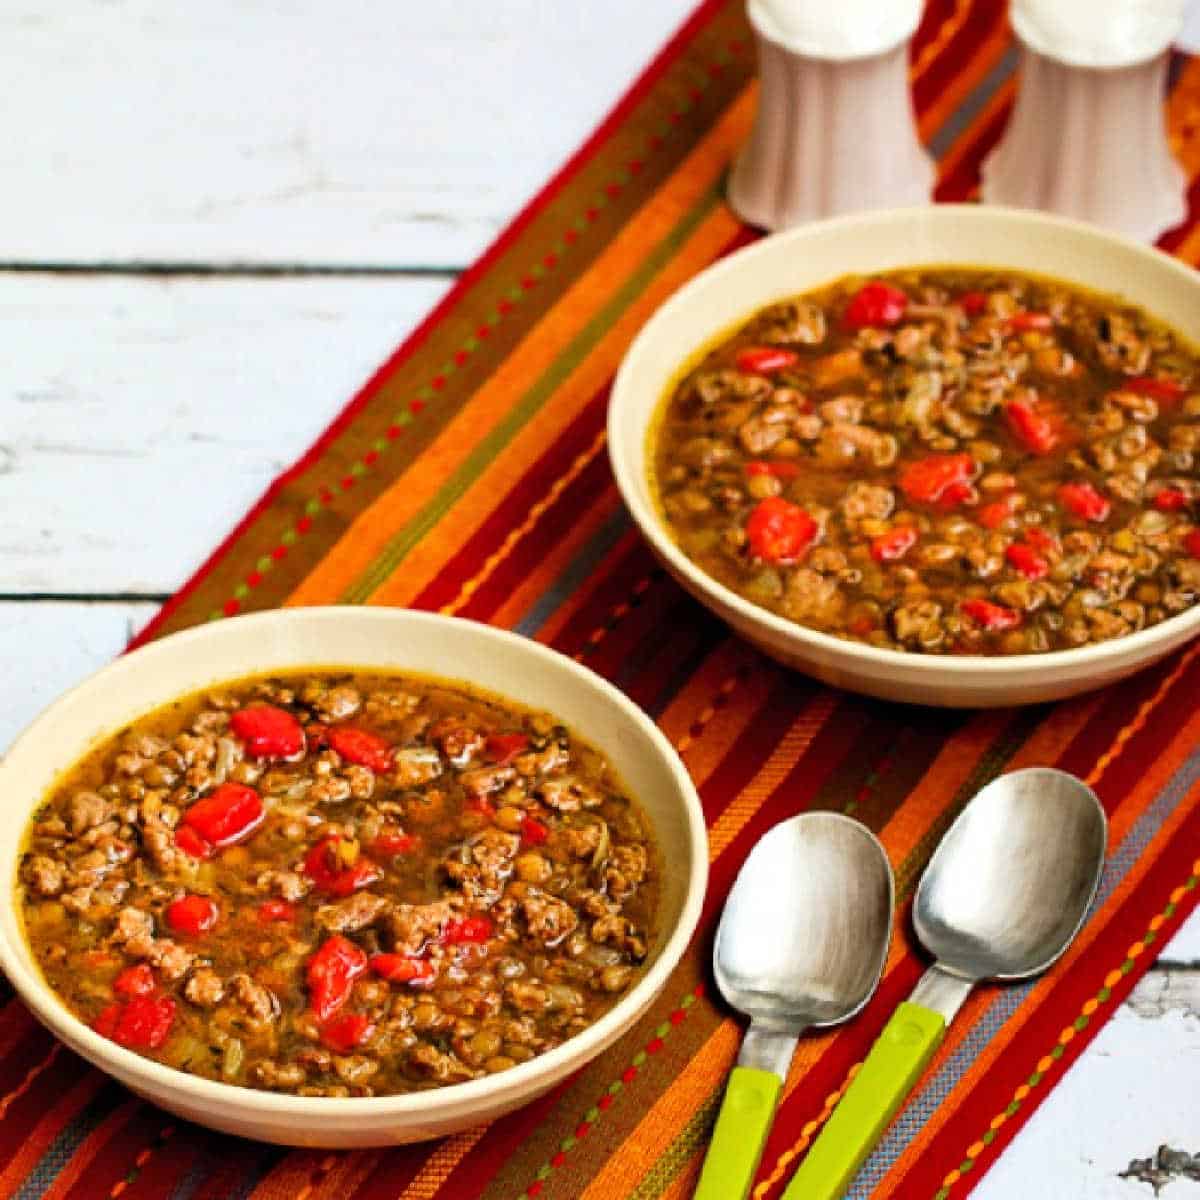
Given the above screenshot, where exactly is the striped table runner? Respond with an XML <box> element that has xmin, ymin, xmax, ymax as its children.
<box><xmin>7</xmin><ymin>1</ymin><xmax>1200</xmax><ymax>1196</ymax></box>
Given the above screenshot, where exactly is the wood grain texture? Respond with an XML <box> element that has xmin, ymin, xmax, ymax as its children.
<box><xmin>0</xmin><ymin>0</ymin><xmax>695</xmax><ymax>267</ymax></box>
<box><xmin>0</xmin><ymin>273</ymin><xmax>448</xmax><ymax>593</ymax></box>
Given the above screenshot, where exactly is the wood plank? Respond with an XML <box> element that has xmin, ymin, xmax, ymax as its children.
<box><xmin>0</xmin><ymin>0</ymin><xmax>695</xmax><ymax>267</ymax></box>
<box><xmin>0</xmin><ymin>272</ymin><xmax>448</xmax><ymax>593</ymax></box>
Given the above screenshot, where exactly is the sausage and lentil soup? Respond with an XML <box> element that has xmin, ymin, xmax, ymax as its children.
<box><xmin>651</xmin><ymin>268</ymin><xmax>1200</xmax><ymax>654</ymax></box>
<box><xmin>18</xmin><ymin>672</ymin><xmax>659</xmax><ymax>1096</ymax></box>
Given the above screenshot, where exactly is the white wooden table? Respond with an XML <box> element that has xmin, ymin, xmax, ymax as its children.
<box><xmin>1</xmin><ymin>3</ymin><xmax>1197</xmax><ymax>1194</ymax></box>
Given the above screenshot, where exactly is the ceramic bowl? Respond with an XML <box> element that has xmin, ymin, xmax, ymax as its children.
<box><xmin>0</xmin><ymin>608</ymin><xmax>707</xmax><ymax>1147</ymax></box>
<box><xmin>608</xmin><ymin>205</ymin><xmax>1200</xmax><ymax>707</ymax></box>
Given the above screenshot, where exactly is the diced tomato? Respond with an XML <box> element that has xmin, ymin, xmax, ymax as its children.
<box><xmin>303</xmin><ymin>835</ymin><xmax>382</xmax><ymax>897</ymax></box>
<box><xmin>307</xmin><ymin>934</ymin><xmax>369</xmax><ymax>1022</ymax></box>
<box><xmin>98</xmin><ymin>994</ymin><xmax>176</xmax><ymax>1050</ymax></box>
<box><xmin>466</xmin><ymin>796</ymin><xmax>497</xmax><ymax>820</ymax></box>
<box><xmin>92</xmin><ymin>1002</ymin><xmax>122</xmax><ymax>1039</ymax></box>
<box><xmin>1004</xmin><ymin>395</ymin><xmax>1060</xmax><ymax>455</ymax></box>
<box><xmin>735</xmin><ymin>346</ymin><xmax>799</xmax><ymax>374</ymax></box>
<box><xmin>744</xmin><ymin>460</ymin><xmax>801</xmax><ymax>480</ymax></box>
<box><xmin>327</xmin><ymin>726</ymin><xmax>394</xmax><ymax>773</ymax></box>
<box><xmin>961</xmin><ymin>598</ymin><xmax>1022</xmax><ymax>631</ymax></box>
<box><xmin>520</xmin><ymin>816</ymin><xmax>549</xmax><ymax>845</ymax></box>
<box><xmin>745</xmin><ymin>497</ymin><xmax>819</xmax><ymax>564</ymax></box>
<box><xmin>182</xmin><ymin>782</ymin><xmax>264</xmax><ymax>848</ymax></box>
<box><xmin>442</xmin><ymin>916</ymin><xmax>493</xmax><ymax>945</ymax></box>
<box><xmin>370</xmin><ymin>830</ymin><xmax>419</xmax><ymax>857</ymax></box>
<box><xmin>485</xmin><ymin>733</ymin><xmax>530</xmax><ymax>765</ymax></box>
<box><xmin>165</xmin><ymin>894</ymin><xmax>219</xmax><ymax>937</ymax></box>
<box><xmin>977</xmin><ymin>495</ymin><xmax>1019</xmax><ymax>530</ymax></box>
<box><xmin>1153</xmin><ymin>488</ymin><xmax>1190</xmax><ymax>512</ymax></box>
<box><xmin>257</xmin><ymin>899</ymin><xmax>296</xmax><ymax>924</ymax></box>
<box><xmin>870</xmin><ymin>526</ymin><xmax>918</xmax><ymax>563</ymax></box>
<box><xmin>173</xmin><ymin>824</ymin><xmax>214</xmax><ymax>860</ymax></box>
<box><xmin>936</xmin><ymin>481</ymin><xmax>977</xmax><ymax>510</ymax></box>
<box><xmin>959</xmin><ymin>290</ymin><xmax>988</xmax><ymax>316</ymax></box>
<box><xmin>1006</xmin><ymin>543</ymin><xmax>1049</xmax><ymax>581</ymax></box>
<box><xmin>843</xmin><ymin>281</ymin><xmax>908</xmax><ymax>329</ymax></box>
<box><xmin>898</xmin><ymin>454</ymin><xmax>976</xmax><ymax>506</ymax></box>
<box><xmin>1059</xmin><ymin>481</ymin><xmax>1111</xmax><ymax>523</ymax></box>
<box><xmin>113</xmin><ymin>963</ymin><xmax>156</xmax><ymax>998</ymax></box>
<box><xmin>319</xmin><ymin>1012</ymin><xmax>376</xmax><ymax>1053</ymax></box>
<box><xmin>1024</xmin><ymin>527</ymin><xmax>1059</xmax><ymax>554</ymax></box>
<box><xmin>1007</xmin><ymin>311</ymin><xmax>1053</xmax><ymax>332</ymax></box>
<box><xmin>1127</xmin><ymin>375</ymin><xmax>1187</xmax><ymax>403</ymax></box>
<box><xmin>370</xmin><ymin>953</ymin><xmax>436</xmax><ymax>986</ymax></box>
<box><xmin>1185</xmin><ymin>529</ymin><xmax>1200</xmax><ymax>558</ymax></box>
<box><xmin>229</xmin><ymin>704</ymin><xmax>304</xmax><ymax>760</ymax></box>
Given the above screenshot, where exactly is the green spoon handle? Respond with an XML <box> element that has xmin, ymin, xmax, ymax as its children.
<box><xmin>694</xmin><ymin>1066</ymin><xmax>783</xmax><ymax>1200</ymax></box>
<box><xmin>780</xmin><ymin>1002</ymin><xmax>947</xmax><ymax>1200</ymax></box>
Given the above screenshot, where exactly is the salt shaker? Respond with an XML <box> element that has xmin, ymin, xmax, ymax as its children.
<box><xmin>980</xmin><ymin>0</ymin><xmax>1187</xmax><ymax>243</ymax></box>
<box><xmin>728</xmin><ymin>0</ymin><xmax>933</xmax><ymax>231</ymax></box>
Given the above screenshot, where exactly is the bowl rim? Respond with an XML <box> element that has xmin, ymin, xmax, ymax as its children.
<box><xmin>608</xmin><ymin>203</ymin><xmax>1200</xmax><ymax>677</ymax></box>
<box><xmin>0</xmin><ymin>606</ymin><xmax>708</xmax><ymax>1117</ymax></box>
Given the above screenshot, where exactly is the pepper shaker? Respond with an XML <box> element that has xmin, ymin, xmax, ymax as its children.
<box><xmin>729</xmin><ymin>0</ymin><xmax>933</xmax><ymax>231</ymax></box>
<box><xmin>981</xmin><ymin>0</ymin><xmax>1187</xmax><ymax>242</ymax></box>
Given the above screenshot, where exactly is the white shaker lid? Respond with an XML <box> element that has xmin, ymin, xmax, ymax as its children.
<box><xmin>747</xmin><ymin>0</ymin><xmax>922</xmax><ymax>60</ymax></box>
<box><xmin>1011</xmin><ymin>0</ymin><xmax>1184</xmax><ymax>68</ymax></box>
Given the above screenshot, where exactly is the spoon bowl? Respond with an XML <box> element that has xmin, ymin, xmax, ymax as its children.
<box><xmin>715</xmin><ymin>812</ymin><xmax>894</xmax><ymax>1030</ymax></box>
<box><xmin>915</xmin><ymin>767</ymin><xmax>1107</xmax><ymax>981</ymax></box>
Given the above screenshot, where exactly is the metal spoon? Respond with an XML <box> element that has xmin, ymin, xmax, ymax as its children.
<box><xmin>694</xmin><ymin>812</ymin><xmax>894</xmax><ymax>1200</ymax></box>
<box><xmin>782</xmin><ymin>767</ymin><xmax>1107</xmax><ymax>1200</ymax></box>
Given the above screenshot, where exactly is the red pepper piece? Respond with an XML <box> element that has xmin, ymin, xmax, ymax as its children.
<box><xmin>744</xmin><ymin>460</ymin><xmax>801</xmax><ymax>480</ymax></box>
<box><xmin>1185</xmin><ymin>529</ymin><xmax>1200</xmax><ymax>558</ymax></box>
<box><xmin>182</xmin><ymin>782</ymin><xmax>264</xmax><ymax>849</ymax></box>
<box><xmin>1007</xmin><ymin>311</ymin><xmax>1053</xmax><ymax>332</ymax></box>
<box><xmin>1006</xmin><ymin>543</ymin><xmax>1049</xmax><ymax>581</ymax></box>
<box><xmin>113</xmin><ymin>963</ymin><xmax>156</xmax><ymax>998</ymax></box>
<box><xmin>173</xmin><ymin>824</ymin><xmax>213</xmax><ymax>860</ymax></box>
<box><xmin>977</xmin><ymin>495</ymin><xmax>1019</xmax><ymax>530</ymax></box>
<box><xmin>734</xmin><ymin>346</ymin><xmax>799</xmax><ymax>374</ymax></box>
<box><xmin>92</xmin><ymin>1002</ymin><xmax>122</xmax><ymax>1039</ymax></box>
<box><xmin>1024</xmin><ymin>527</ymin><xmax>1059</xmax><ymax>554</ymax></box>
<box><xmin>961</xmin><ymin>598</ymin><xmax>1022</xmax><ymax>631</ymax></box>
<box><xmin>165</xmin><ymin>894</ymin><xmax>219</xmax><ymax>937</ymax></box>
<box><xmin>305</xmin><ymin>722</ymin><xmax>330</xmax><ymax>749</ymax></box>
<box><xmin>319</xmin><ymin>1012</ymin><xmax>376</xmax><ymax>1053</ymax></box>
<box><xmin>870</xmin><ymin>526</ymin><xmax>918</xmax><ymax>563</ymax></box>
<box><xmin>327</xmin><ymin>726</ymin><xmax>394</xmax><ymax>773</ymax></box>
<box><xmin>370</xmin><ymin>830</ymin><xmax>420</xmax><ymax>857</ymax></box>
<box><xmin>899</xmin><ymin>454</ymin><xmax>976</xmax><ymax>506</ymax></box>
<box><xmin>103</xmin><ymin>994</ymin><xmax>176</xmax><ymax>1050</ymax></box>
<box><xmin>442</xmin><ymin>916</ymin><xmax>493</xmax><ymax>945</ymax></box>
<box><xmin>303</xmin><ymin>835</ymin><xmax>383</xmax><ymax>897</ymax></box>
<box><xmin>959</xmin><ymin>290</ymin><xmax>988</xmax><ymax>316</ymax></box>
<box><xmin>1153</xmin><ymin>488</ymin><xmax>1190</xmax><ymax>512</ymax></box>
<box><xmin>257</xmin><ymin>899</ymin><xmax>296</xmax><ymax>924</ymax></box>
<box><xmin>745</xmin><ymin>497</ymin><xmax>819</xmax><ymax>564</ymax></box>
<box><xmin>1127</xmin><ymin>375</ymin><xmax>1187</xmax><ymax>403</ymax></box>
<box><xmin>229</xmin><ymin>704</ymin><xmax>304</xmax><ymax>760</ymax></box>
<box><xmin>936</xmin><ymin>481</ymin><xmax>977</xmax><ymax>509</ymax></box>
<box><xmin>370</xmin><ymin>953</ymin><xmax>436</xmax><ymax>986</ymax></box>
<box><xmin>1059</xmin><ymin>481</ymin><xmax>1111</xmax><ymax>523</ymax></box>
<box><xmin>520</xmin><ymin>816</ymin><xmax>549</xmax><ymax>845</ymax></box>
<box><xmin>307</xmin><ymin>934</ymin><xmax>369</xmax><ymax>1022</ymax></box>
<box><xmin>1005</xmin><ymin>395</ymin><xmax>1060</xmax><ymax>455</ymax></box>
<box><xmin>485</xmin><ymin>733</ymin><xmax>530</xmax><ymax>765</ymax></box>
<box><xmin>843</xmin><ymin>281</ymin><xmax>908</xmax><ymax>329</ymax></box>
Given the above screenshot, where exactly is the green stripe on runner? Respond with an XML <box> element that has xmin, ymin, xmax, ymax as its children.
<box><xmin>337</xmin><ymin>181</ymin><xmax>724</xmax><ymax>605</ymax></box>
<box><xmin>625</xmin><ymin>1089</ymin><xmax>722</xmax><ymax>1200</ymax></box>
